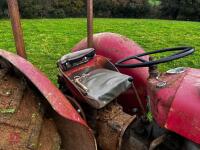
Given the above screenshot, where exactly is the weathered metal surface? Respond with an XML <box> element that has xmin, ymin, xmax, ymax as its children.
<box><xmin>149</xmin><ymin>57</ymin><xmax>159</xmax><ymax>78</ymax></box>
<box><xmin>165</xmin><ymin>68</ymin><xmax>200</xmax><ymax>144</ymax></box>
<box><xmin>87</xmin><ymin>0</ymin><xmax>93</xmax><ymax>48</ymax></box>
<box><xmin>0</xmin><ymin>66</ymin><xmax>61</xmax><ymax>149</ymax></box>
<box><xmin>0</xmin><ymin>49</ymin><xmax>97</xmax><ymax>150</ymax></box>
<box><xmin>148</xmin><ymin>71</ymin><xmax>186</xmax><ymax>127</ymax></box>
<box><xmin>0</xmin><ymin>49</ymin><xmax>84</xmax><ymax>124</ymax></box>
<box><xmin>97</xmin><ymin>103</ymin><xmax>136</xmax><ymax>150</ymax></box>
<box><xmin>72</xmin><ymin>32</ymin><xmax>149</xmax><ymax>114</ymax></box>
<box><xmin>65</xmin><ymin>95</ymin><xmax>87</xmax><ymax>121</ymax></box>
<box><xmin>7</xmin><ymin>0</ymin><xmax>27</xmax><ymax>58</ymax></box>
<box><xmin>54</xmin><ymin>114</ymin><xmax>97</xmax><ymax>150</ymax></box>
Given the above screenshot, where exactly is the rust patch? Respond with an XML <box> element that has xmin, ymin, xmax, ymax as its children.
<box><xmin>38</xmin><ymin>119</ymin><xmax>61</xmax><ymax>150</ymax></box>
<box><xmin>0</xmin><ymin>66</ymin><xmax>61</xmax><ymax>150</ymax></box>
<box><xmin>97</xmin><ymin>103</ymin><xmax>135</xmax><ymax>150</ymax></box>
<box><xmin>0</xmin><ymin>73</ymin><xmax>25</xmax><ymax>115</ymax></box>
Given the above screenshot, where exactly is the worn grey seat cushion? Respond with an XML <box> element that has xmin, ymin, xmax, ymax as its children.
<box><xmin>80</xmin><ymin>69</ymin><xmax>133</xmax><ymax>109</ymax></box>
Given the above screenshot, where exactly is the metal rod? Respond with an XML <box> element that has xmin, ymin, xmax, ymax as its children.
<box><xmin>7</xmin><ymin>0</ymin><xmax>27</xmax><ymax>59</ymax></box>
<box><xmin>87</xmin><ymin>0</ymin><xmax>93</xmax><ymax>48</ymax></box>
<box><xmin>132</xmin><ymin>83</ymin><xmax>146</xmax><ymax>114</ymax></box>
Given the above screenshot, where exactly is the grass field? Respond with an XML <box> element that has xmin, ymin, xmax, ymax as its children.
<box><xmin>0</xmin><ymin>18</ymin><xmax>199</xmax><ymax>84</ymax></box>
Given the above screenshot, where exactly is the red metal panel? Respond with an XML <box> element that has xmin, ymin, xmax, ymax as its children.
<box><xmin>0</xmin><ymin>49</ymin><xmax>86</xmax><ymax>126</ymax></box>
<box><xmin>148</xmin><ymin>71</ymin><xmax>186</xmax><ymax>126</ymax></box>
<box><xmin>166</xmin><ymin>68</ymin><xmax>200</xmax><ymax>144</ymax></box>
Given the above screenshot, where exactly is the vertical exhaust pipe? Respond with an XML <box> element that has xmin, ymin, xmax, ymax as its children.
<box><xmin>7</xmin><ymin>0</ymin><xmax>27</xmax><ymax>59</ymax></box>
<box><xmin>87</xmin><ymin>0</ymin><xmax>93</xmax><ymax>48</ymax></box>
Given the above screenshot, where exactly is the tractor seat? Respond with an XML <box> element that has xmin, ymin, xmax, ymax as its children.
<box><xmin>76</xmin><ymin>68</ymin><xmax>133</xmax><ymax>109</ymax></box>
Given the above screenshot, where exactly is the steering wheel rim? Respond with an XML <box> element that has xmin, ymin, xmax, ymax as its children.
<box><xmin>115</xmin><ymin>47</ymin><xmax>195</xmax><ymax>68</ymax></box>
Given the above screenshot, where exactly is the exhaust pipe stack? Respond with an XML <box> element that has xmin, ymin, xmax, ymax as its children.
<box><xmin>87</xmin><ymin>0</ymin><xmax>94</xmax><ymax>48</ymax></box>
<box><xmin>7</xmin><ymin>0</ymin><xmax>27</xmax><ymax>59</ymax></box>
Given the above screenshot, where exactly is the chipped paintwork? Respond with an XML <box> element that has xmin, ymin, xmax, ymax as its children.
<box><xmin>8</xmin><ymin>132</ymin><xmax>20</xmax><ymax>144</ymax></box>
<box><xmin>148</xmin><ymin>70</ymin><xmax>187</xmax><ymax>127</ymax></box>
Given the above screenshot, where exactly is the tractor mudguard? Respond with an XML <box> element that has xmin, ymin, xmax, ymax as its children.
<box><xmin>72</xmin><ymin>32</ymin><xmax>149</xmax><ymax>113</ymax></box>
<box><xmin>0</xmin><ymin>49</ymin><xmax>97</xmax><ymax>150</ymax></box>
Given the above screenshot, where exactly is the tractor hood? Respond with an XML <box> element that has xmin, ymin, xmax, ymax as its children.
<box><xmin>166</xmin><ymin>68</ymin><xmax>200</xmax><ymax>144</ymax></box>
<box><xmin>148</xmin><ymin>68</ymin><xmax>200</xmax><ymax>144</ymax></box>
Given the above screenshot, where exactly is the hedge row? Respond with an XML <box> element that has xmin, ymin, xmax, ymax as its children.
<box><xmin>0</xmin><ymin>0</ymin><xmax>199</xmax><ymax>21</ymax></box>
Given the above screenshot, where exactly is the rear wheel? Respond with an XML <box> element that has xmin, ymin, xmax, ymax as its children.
<box><xmin>0</xmin><ymin>60</ymin><xmax>61</xmax><ymax>150</ymax></box>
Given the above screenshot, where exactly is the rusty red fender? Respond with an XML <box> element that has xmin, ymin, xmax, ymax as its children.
<box><xmin>0</xmin><ymin>49</ymin><xmax>97</xmax><ymax>150</ymax></box>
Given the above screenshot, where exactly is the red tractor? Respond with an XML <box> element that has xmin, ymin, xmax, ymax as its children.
<box><xmin>1</xmin><ymin>0</ymin><xmax>199</xmax><ymax>149</ymax></box>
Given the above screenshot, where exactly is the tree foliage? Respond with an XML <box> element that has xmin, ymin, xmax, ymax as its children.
<box><xmin>160</xmin><ymin>0</ymin><xmax>200</xmax><ymax>20</ymax></box>
<box><xmin>0</xmin><ymin>0</ymin><xmax>7</xmax><ymax>18</ymax></box>
<box><xmin>0</xmin><ymin>0</ymin><xmax>149</xmax><ymax>18</ymax></box>
<box><xmin>0</xmin><ymin>0</ymin><xmax>199</xmax><ymax>21</ymax></box>
<box><xmin>18</xmin><ymin>0</ymin><xmax>86</xmax><ymax>18</ymax></box>
<box><xmin>94</xmin><ymin>0</ymin><xmax>150</xmax><ymax>18</ymax></box>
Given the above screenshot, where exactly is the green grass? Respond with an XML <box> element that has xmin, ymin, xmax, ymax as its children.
<box><xmin>0</xmin><ymin>18</ymin><xmax>199</xmax><ymax>84</ymax></box>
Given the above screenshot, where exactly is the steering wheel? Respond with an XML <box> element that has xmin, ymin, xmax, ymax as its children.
<box><xmin>115</xmin><ymin>47</ymin><xmax>195</xmax><ymax>68</ymax></box>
